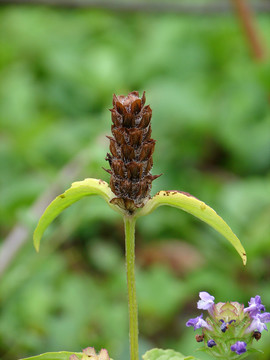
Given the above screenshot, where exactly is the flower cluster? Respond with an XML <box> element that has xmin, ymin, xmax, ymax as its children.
<box><xmin>186</xmin><ymin>292</ymin><xmax>269</xmax><ymax>359</ymax></box>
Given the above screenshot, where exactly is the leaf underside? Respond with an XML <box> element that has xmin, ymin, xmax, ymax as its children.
<box><xmin>137</xmin><ymin>190</ymin><xmax>246</xmax><ymax>265</ymax></box>
<box><xmin>20</xmin><ymin>351</ymin><xmax>83</xmax><ymax>360</ymax></box>
<box><xmin>33</xmin><ymin>178</ymin><xmax>114</xmax><ymax>251</ymax></box>
<box><xmin>143</xmin><ymin>348</ymin><xmax>199</xmax><ymax>360</ymax></box>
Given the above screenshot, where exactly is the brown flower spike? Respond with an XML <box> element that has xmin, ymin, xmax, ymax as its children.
<box><xmin>105</xmin><ymin>91</ymin><xmax>160</xmax><ymax>213</ymax></box>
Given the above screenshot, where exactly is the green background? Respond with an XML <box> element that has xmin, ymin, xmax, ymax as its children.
<box><xmin>0</xmin><ymin>2</ymin><xmax>270</xmax><ymax>360</ymax></box>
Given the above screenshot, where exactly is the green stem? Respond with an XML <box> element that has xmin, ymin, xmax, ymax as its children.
<box><xmin>124</xmin><ymin>215</ymin><xmax>139</xmax><ymax>360</ymax></box>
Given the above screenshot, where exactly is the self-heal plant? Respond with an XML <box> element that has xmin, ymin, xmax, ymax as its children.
<box><xmin>31</xmin><ymin>91</ymin><xmax>247</xmax><ymax>360</ymax></box>
<box><xmin>186</xmin><ymin>292</ymin><xmax>269</xmax><ymax>359</ymax></box>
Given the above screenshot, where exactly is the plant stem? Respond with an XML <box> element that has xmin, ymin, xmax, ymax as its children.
<box><xmin>124</xmin><ymin>215</ymin><xmax>139</xmax><ymax>360</ymax></box>
<box><xmin>231</xmin><ymin>0</ymin><xmax>265</xmax><ymax>61</ymax></box>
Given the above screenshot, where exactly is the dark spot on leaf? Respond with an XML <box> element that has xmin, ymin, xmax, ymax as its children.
<box><xmin>160</xmin><ymin>190</ymin><xmax>198</xmax><ymax>200</ymax></box>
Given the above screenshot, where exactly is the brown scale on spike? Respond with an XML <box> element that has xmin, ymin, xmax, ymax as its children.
<box><xmin>105</xmin><ymin>91</ymin><xmax>161</xmax><ymax>213</ymax></box>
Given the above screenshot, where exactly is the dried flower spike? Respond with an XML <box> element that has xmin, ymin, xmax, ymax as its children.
<box><xmin>105</xmin><ymin>91</ymin><xmax>160</xmax><ymax>213</ymax></box>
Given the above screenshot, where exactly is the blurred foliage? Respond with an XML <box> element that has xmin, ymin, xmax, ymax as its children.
<box><xmin>0</xmin><ymin>4</ymin><xmax>270</xmax><ymax>360</ymax></box>
<box><xmin>143</xmin><ymin>348</ymin><xmax>199</xmax><ymax>360</ymax></box>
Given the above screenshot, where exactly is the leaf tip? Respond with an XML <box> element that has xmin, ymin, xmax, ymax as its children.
<box><xmin>33</xmin><ymin>232</ymin><xmax>40</xmax><ymax>253</ymax></box>
<box><xmin>34</xmin><ymin>243</ymin><xmax>40</xmax><ymax>253</ymax></box>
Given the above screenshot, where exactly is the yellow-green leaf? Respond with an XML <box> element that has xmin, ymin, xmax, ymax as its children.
<box><xmin>20</xmin><ymin>351</ymin><xmax>82</xmax><ymax>360</ymax></box>
<box><xmin>136</xmin><ymin>190</ymin><xmax>246</xmax><ymax>265</ymax></box>
<box><xmin>33</xmin><ymin>178</ymin><xmax>116</xmax><ymax>252</ymax></box>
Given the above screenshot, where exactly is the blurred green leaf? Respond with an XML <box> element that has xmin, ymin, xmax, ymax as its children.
<box><xmin>143</xmin><ymin>348</ymin><xmax>199</xmax><ymax>360</ymax></box>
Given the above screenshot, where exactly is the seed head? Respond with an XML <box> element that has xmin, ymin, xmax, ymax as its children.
<box><xmin>105</xmin><ymin>91</ymin><xmax>160</xmax><ymax>213</ymax></box>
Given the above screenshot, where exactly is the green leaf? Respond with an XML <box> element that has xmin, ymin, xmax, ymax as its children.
<box><xmin>33</xmin><ymin>178</ymin><xmax>117</xmax><ymax>251</ymax></box>
<box><xmin>247</xmin><ymin>348</ymin><xmax>264</xmax><ymax>355</ymax></box>
<box><xmin>20</xmin><ymin>351</ymin><xmax>82</xmax><ymax>360</ymax></box>
<box><xmin>143</xmin><ymin>348</ymin><xmax>199</xmax><ymax>360</ymax></box>
<box><xmin>136</xmin><ymin>191</ymin><xmax>246</xmax><ymax>265</ymax></box>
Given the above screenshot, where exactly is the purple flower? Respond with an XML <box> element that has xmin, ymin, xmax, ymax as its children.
<box><xmin>231</xmin><ymin>341</ymin><xmax>247</xmax><ymax>355</ymax></box>
<box><xmin>247</xmin><ymin>312</ymin><xmax>270</xmax><ymax>333</ymax></box>
<box><xmin>244</xmin><ymin>295</ymin><xmax>265</xmax><ymax>317</ymax></box>
<box><xmin>186</xmin><ymin>313</ymin><xmax>211</xmax><ymax>331</ymax></box>
<box><xmin>197</xmin><ymin>291</ymin><xmax>215</xmax><ymax>311</ymax></box>
<box><xmin>260</xmin><ymin>312</ymin><xmax>270</xmax><ymax>322</ymax></box>
<box><xmin>219</xmin><ymin>319</ymin><xmax>236</xmax><ymax>333</ymax></box>
<box><xmin>207</xmin><ymin>339</ymin><xmax>216</xmax><ymax>348</ymax></box>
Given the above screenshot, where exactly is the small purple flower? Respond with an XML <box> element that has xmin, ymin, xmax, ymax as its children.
<box><xmin>260</xmin><ymin>312</ymin><xmax>270</xmax><ymax>323</ymax></box>
<box><xmin>248</xmin><ymin>312</ymin><xmax>270</xmax><ymax>332</ymax></box>
<box><xmin>186</xmin><ymin>313</ymin><xmax>211</xmax><ymax>331</ymax></box>
<box><xmin>219</xmin><ymin>319</ymin><xmax>228</xmax><ymax>333</ymax></box>
<box><xmin>231</xmin><ymin>341</ymin><xmax>247</xmax><ymax>355</ymax></box>
<box><xmin>219</xmin><ymin>319</ymin><xmax>236</xmax><ymax>333</ymax></box>
<box><xmin>197</xmin><ymin>291</ymin><xmax>215</xmax><ymax>311</ymax></box>
<box><xmin>244</xmin><ymin>295</ymin><xmax>265</xmax><ymax>317</ymax></box>
<box><xmin>207</xmin><ymin>339</ymin><xmax>216</xmax><ymax>348</ymax></box>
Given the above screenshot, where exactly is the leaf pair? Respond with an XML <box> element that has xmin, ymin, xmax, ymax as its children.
<box><xmin>34</xmin><ymin>178</ymin><xmax>246</xmax><ymax>265</ymax></box>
